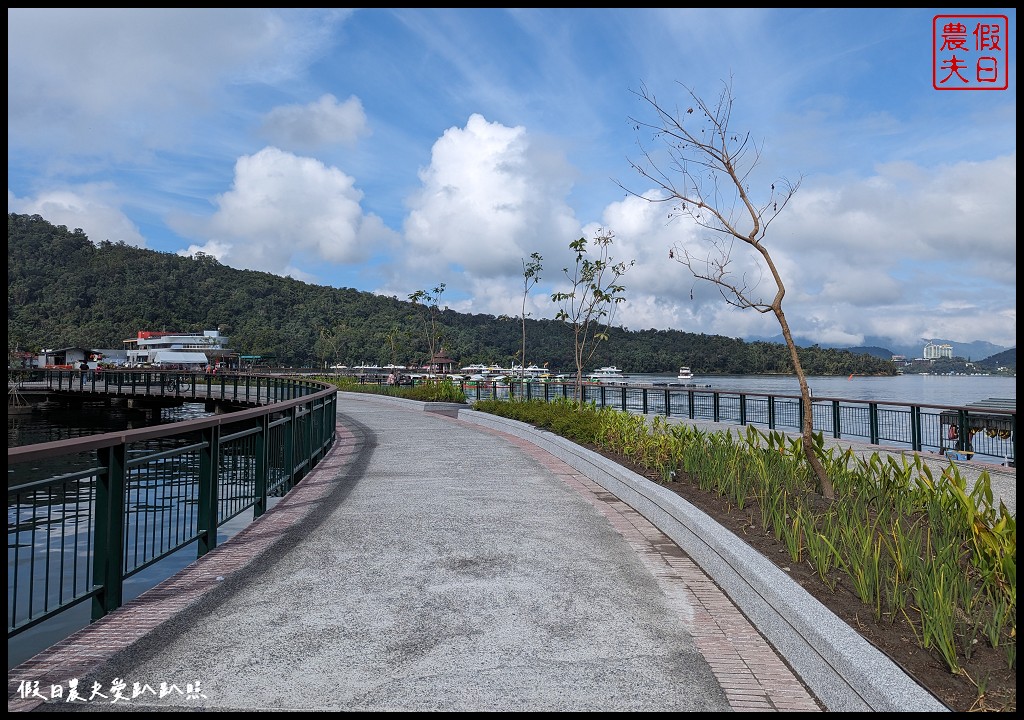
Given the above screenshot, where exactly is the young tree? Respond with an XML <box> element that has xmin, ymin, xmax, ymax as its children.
<box><xmin>622</xmin><ymin>78</ymin><xmax>833</xmax><ymax>499</ymax></box>
<box><xmin>520</xmin><ymin>253</ymin><xmax>543</xmax><ymax>382</ymax></box>
<box><xmin>408</xmin><ymin>283</ymin><xmax>446</xmax><ymax>373</ymax></box>
<box><xmin>551</xmin><ymin>231</ymin><xmax>633</xmax><ymax>404</ymax></box>
<box><xmin>314</xmin><ymin>323</ymin><xmax>346</xmax><ymax>370</ymax></box>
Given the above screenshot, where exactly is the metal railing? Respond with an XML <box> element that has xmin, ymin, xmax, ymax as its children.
<box><xmin>10</xmin><ymin>368</ymin><xmax>313</xmax><ymax>405</ymax></box>
<box><xmin>8</xmin><ymin>373</ymin><xmax>338</xmax><ymax>639</ymax></box>
<box><xmin>459</xmin><ymin>379</ymin><xmax>1016</xmax><ymax>466</ymax></box>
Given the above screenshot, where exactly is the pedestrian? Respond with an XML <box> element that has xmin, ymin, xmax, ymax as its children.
<box><xmin>79</xmin><ymin>360</ymin><xmax>90</xmax><ymax>381</ymax></box>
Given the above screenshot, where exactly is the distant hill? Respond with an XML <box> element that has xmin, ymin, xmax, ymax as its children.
<box><xmin>6</xmin><ymin>212</ymin><xmax>900</xmax><ymax>377</ymax></box>
<box><xmin>749</xmin><ymin>334</ymin><xmax>1012</xmax><ymax>364</ymax></box>
<box><xmin>974</xmin><ymin>348</ymin><xmax>1016</xmax><ymax>371</ymax></box>
<box><xmin>840</xmin><ymin>346</ymin><xmax>894</xmax><ymax>360</ymax></box>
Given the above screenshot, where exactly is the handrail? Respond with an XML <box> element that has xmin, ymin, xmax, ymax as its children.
<box><xmin>456</xmin><ymin>379</ymin><xmax>1016</xmax><ymax>467</ymax></box>
<box><xmin>7</xmin><ymin>373</ymin><xmax>338</xmax><ymax>639</ymax></box>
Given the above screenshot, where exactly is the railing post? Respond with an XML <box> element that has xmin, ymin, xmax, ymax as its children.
<box><xmin>688</xmin><ymin>390</ymin><xmax>695</xmax><ymax>419</ymax></box>
<box><xmin>620</xmin><ymin>386</ymin><xmax>626</xmax><ymax>412</ymax></box>
<box><xmin>869</xmin><ymin>402</ymin><xmax>879</xmax><ymax>444</ymax></box>
<box><xmin>713</xmin><ymin>392</ymin><xmax>720</xmax><ymax>423</ymax></box>
<box><xmin>798</xmin><ymin>397</ymin><xmax>805</xmax><ymax>433</ymax></box>
<box><xmin>768</xmin><ymin>396</ymin><xmax>776</xmax><ymax>430</ymax></box>
<box><xmin>93</xmin><ymin>444</ymin><xmax>126</xmax><ymax>620</ymax></box>
<box><xmin>544</xmin><ymin>382</ymin><xmax>549</xmax><ymax>402</ymax></box>
<box><xmin>642</xmin><ymin>388</ymin><xmax>648</xmax><ymax>415</ymax></box>
<box><xmin>197</xmin><ymin>425</ymin><xmax>220</xmax><ymax>556</ymax></box>
<box><xmin>664</xmin><ymin>389</ymin><xmax>671</xmax><ymax>417</ymax></box>
<box><xmin>526</xmin><ymin>381</ymin><xmax>532</xmax><ymax>401</ymax></box>
<box><xmin>600</xmin><ymin>385</ymin><xmax>606</xmax><ymax>408</ymax></box>
<box><xmin>912</xmin><ymin>406</ymin><xmax>924</xmax><ymax>453</ymax></box>
<box><xmin>254</xmin><ymin>414</ymin><xmax>269</xmax><ymax>518</ymax></box>
<box><xmin>739</xmin><ymin>393</ymin><xmax>747</xmax><ymax>425</ymax></box>
<box><xmin>832</xmin><ymin>400</ymin><xmax>841</xmax><ymax>439</ymax></box>
<box><xmin>284</xmin><ymin>406</ymin><xmax>296</xmax><ymax>490</ymax></box>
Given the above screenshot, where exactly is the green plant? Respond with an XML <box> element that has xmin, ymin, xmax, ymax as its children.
<box><xmin>550</xmin><ymin>231</ymin><xmax>633</xmax><ymax>404</ymax></box>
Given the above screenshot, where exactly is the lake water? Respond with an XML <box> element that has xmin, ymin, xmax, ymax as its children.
<box><xmin>7</xmin><ymin>400</ymin><xmax>240</xmax><ymax>670</ymax></box>
<box><xmin>627</xmin><ymin>373</ymin><xmax>1015</xmax><ymax>408</ymax></box>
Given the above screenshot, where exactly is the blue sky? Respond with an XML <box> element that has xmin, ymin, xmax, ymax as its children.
<box><xmin>8</xmin><ymin>8</ymin><xmax>1017</xmax><ymax>355</ymax></box>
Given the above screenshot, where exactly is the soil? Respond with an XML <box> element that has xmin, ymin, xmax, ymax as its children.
<box><xmin>579</xmin><ymin>441</ymin><xmax>1016</xmax><ymax>713</ymax></box>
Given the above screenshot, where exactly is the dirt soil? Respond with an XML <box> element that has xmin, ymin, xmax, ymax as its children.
<box><xmin>580</xmin><ymin>441</ymin><xmax>1016</xmax><ymax>713</ymax></box>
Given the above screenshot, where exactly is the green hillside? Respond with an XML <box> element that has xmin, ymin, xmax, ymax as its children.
<box><xmin>8</xmin><ymin>212</ymin><xmax>898</xmax><ymax>376</ymax></box>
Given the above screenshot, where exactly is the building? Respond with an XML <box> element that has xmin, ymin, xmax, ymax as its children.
<box><xmin>923</xmin><ymin>342</ymin><xmax>954</xmax><ymax>360</ymax></box>
<box><xmin>124</xmin><ymin>330</ymin><xmax>235</xmax><ymax>369</ymax></box>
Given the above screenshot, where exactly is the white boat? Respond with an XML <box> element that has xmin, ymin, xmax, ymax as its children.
<box><xmin>588</xmin><ymin>366</ymin><xmax>627</xmax><ymax>382</ymax></box>
<box><xmin>677</xmin><ymin>366</ymin><xmax>694</xmax><ymax>381</ymax></box>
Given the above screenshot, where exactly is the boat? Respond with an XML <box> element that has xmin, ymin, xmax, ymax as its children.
<box><xmin>587</xmin><ymin>366</ymin><xmax>628</xmax><ymax>383</ymax></box>
<box><xmin>677</xmin><ymin>366</ymin><xmax>694</xmax><ymax>381</ymax></box>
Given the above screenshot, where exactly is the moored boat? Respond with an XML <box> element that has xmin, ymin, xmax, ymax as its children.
<box><xmin>587</xmin><ymin>366</ymin><xmax>628</xmax><ymax>383</ymax></box>
<box><xmin>678</xmin><ymin>366</ymin><xmax>694</xmax><ymax>381</ymax></box>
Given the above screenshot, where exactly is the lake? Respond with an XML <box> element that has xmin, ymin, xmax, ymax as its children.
<box><xmin>628</xmin><ymin>373</ymin><xmax>1015</xmax><ymax>409</ymax></box>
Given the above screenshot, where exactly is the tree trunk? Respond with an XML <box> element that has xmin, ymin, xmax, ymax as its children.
<box><xmin>776</xmin><ymin>308</ymin><xmax>834</xmax><ymax>499</ymax></box>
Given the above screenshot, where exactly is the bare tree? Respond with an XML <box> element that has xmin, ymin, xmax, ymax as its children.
<box><xmin>621</xmin><ymin>78</ymin><xmax>833</xmax><ymax>499</ymax></box>
<box><xmin>551</xmin><ymin>231</ymin><xmax>633</xmax><ymax>405</ymax></box>
<box><xmin>520</xmin><ymin>253</ymin><xmax>543</xmax><ymax>382</ymax></box>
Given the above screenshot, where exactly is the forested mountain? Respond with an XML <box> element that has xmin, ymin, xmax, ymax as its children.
<box><xmin>974</xmin><ymin>348</ymin><xmax>1016</xmax><ymax>371</ymax></box>
<box><xmin>8</xmin><ymin>213</ymin><xmax>899</xmax><ymax>376</ymax></box>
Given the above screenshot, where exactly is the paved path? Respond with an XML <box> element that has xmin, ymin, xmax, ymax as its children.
<box><xmin>11</xmin><ymin>392</ymin><xmax>971</xmax><ymax>712</ymax></box>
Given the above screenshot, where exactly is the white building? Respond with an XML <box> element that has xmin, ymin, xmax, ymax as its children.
<box><xmin>124</xmin><ymin>330</ymin><xmax>233</xmax><ymax>368</ymax></box>
<box><xmin>923</xmin><ymin>342</ymin><xmax>954</xmax><ymax>360</ymax></box>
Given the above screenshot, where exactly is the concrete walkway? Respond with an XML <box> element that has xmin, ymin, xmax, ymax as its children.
<box><xmin>9</xmin><ymin>392</ymin><xmax>966</xmax><ymax>712</ymax></box>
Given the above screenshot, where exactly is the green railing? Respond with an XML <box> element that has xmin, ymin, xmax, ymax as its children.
<box><xmin>457</xmin><ymin>379</ymin><xmax>1016</xmax><ymax>466</ymax></box>
<box><xmin>7</xmin><ymin>373</ymin><xmax>338</xmax><ymax>638</ymax></box>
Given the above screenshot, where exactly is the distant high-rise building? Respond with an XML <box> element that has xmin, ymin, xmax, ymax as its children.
<box><xmin>923</xmin><ymin>342</ymin><xmax>953</xmax><ymax>359</ymax></box>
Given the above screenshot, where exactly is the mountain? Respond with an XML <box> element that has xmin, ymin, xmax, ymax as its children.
<box><xmin>835</xmin><ymin>346</ymin><xmax>893</xmax><ymax>360</ymax></box>
<box><xmin>974</xmin><ymin>348</ymin><xmax>1016</xmax><ymax>371</ymax></box>
<box><xmin>748</xmin><ymin>334</ymin><xmax>1012</xmax><ymax>365</ymax></box>
<box><xmin>4</xmin><ymin>212</ymin><xmax>901</xmax><ymax>377</ymax></box>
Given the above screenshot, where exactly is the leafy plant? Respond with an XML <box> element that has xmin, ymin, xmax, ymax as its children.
<box><xmin>550</xmin><ymin>231</ymin><xmax>633</xmax><ymax>404</ymax></box>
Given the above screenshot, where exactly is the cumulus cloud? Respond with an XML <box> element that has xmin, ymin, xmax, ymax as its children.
<box><xmin>7</xmin><ymin>187</ymin><xmax>146</xmax><ymax>247</ymax></box>
<box><xmin>175</xmin><ymin>146</ymin><xmax>399</xmax><ymax>279</ymax></box>
<box><xmin>397</xmin><ymin>113</ymin><xmax>580</xmax><ymax>286</ymax></box>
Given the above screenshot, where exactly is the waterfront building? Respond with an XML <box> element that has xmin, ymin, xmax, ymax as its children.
<box><xmin>123</xmin><ymin>329</ymin><xmax>236</xmax><ymax>368</ymax></box>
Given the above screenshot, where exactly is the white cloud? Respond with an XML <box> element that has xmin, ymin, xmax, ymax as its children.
<box><xmin>260</xmin><ymin>94</ymin><xmax>370</xmax><ymax>151</ymax></box>
<box><xmin>7</xmin><ymin>187</ymin><xmax>146</xmax><ymax>247</ymax></box>
<box><xmin>175</xmin><ymin>147</ymin><xmax>399</xmax><ymax>278</ymax></box>
<box><xmin>7</xmin><ymin>8</ymin><xmax>348</xmax><ymax>159</ymax></box>
<box><xmin>399</xmin><ymin>114</ymin><xmax>580</xmax><ymax>285</ymax></box>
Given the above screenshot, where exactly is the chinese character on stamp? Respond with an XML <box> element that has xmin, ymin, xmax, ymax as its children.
<box><xmin>934</xmin><ymin>14</ymin><xmax>1010</xmax><ymax>90</ymax></box>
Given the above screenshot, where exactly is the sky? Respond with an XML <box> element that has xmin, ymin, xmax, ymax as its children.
<box><xmin>7</xmin><ymin>8</ymin><xmax>1017</xmax><ymax>357</ymax></box>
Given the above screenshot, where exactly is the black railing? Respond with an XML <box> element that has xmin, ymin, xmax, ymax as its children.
<box><xmin>7</xmin><ymin>373</ymin><xmax>338</xmax><ymax>639</ymax></box>
<box><xmin>11</xmin><ymin>368</ymin><xmax>311</xmax><ymax>405</ymax></box>
<box><xmin>458</xmin><ymin>379</ymin><xmax>1016</xmax><ymax>466</ymax></box>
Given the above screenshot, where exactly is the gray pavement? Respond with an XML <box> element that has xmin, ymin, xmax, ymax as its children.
<box><xmin>11</xmin><ymin>391</ymin><xmax>987</xmax><ymax>712</ymax></box>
